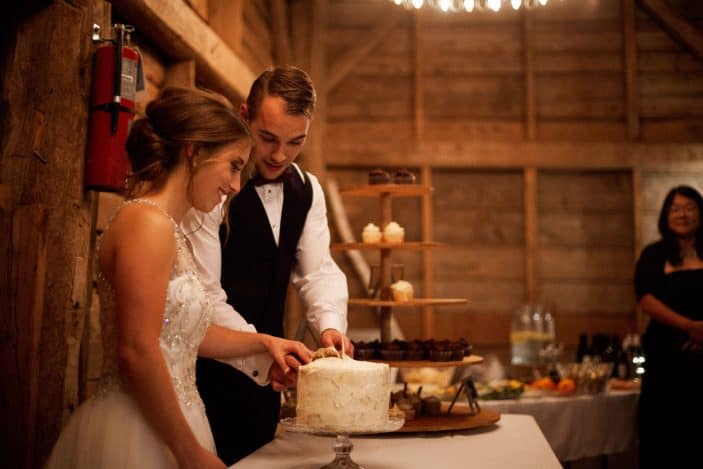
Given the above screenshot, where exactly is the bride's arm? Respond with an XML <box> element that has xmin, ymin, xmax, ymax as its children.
<box><xmin>198</xmin><ymin>326</ymin><xmax>312</xmax><ymax>373</ymax></box>
<box><xmin>111</xmin><ymin>209</ymin><xmax>224</xmax><ymax>469</ymax></box>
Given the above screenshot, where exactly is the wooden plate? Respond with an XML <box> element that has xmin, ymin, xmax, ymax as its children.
<box><xmin>394</xmin><ymin>403</ymin><xmax>500</xmax><ymax>433</ymax></box>
<box><xmin>368</xmin><ymin>354</ymin><xmax>484</xmax><ymax>368</ymax></box>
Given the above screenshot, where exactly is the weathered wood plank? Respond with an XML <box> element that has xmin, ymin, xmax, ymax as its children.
<box><xmin>327</xmin><ymin>7</ymin><xmax>406</xmax><ymax>93</ymax></box>
<box><xmin>624</xmin><ymin>0</ymin><xmax>640</xmax><ymax>139</ymax></box>
<box><xmin>539</xmin><ymin>247</ymin><xmax>635</xmax><ymax>281</ymax></box>
<box><xmin>538</xmin><ymin>170</ymin><xmax>634</xmax><ymax>211</ymax></box>
<box><xmin>1</xmin><ymin>205</ymin><xmax>47</xmax><ymax>468</ymax></box>
<box><xmin>640</xmin><ymin>119</ymin><xmax>703</xmax><ymax>141</ymax></box>
<box><xmin>109</xmin><ymin>0</ymin><xmax>255</xmax><ymax>101</ymax></box>
<box><xmin>209</xmin><ymin>0</ymin><xmax>244</xmax><ymax>54</ymax></box>
<box><xmin>640</xmin><ymin>95</ymin><xmax>703</xmax><ymax>118</ymax></box>
<box><xmin>269</xmin><ymin>0</ymin><xmax>291</xmax><ymax>65</ymax></box>
<box><xmin>326</xmin><ymin>142</ymin><xmax>703</xmax><ymax>169</ymax></box>
<box><xmin>639</xmin><ymin>0</ymin><xmax>703</xmax><ymax>62</ymax></box>
<box><xmin>164</xmin><ymin>60</ymin><xmax>195</xmax><ymax>87</ymax></box>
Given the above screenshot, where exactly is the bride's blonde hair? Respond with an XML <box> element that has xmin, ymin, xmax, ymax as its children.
<box><xmin>125</xmin><ymin>86</ymin><xmax>253</xmax><ymax>199</ymax></box>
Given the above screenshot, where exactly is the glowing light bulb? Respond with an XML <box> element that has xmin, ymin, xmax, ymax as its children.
<box><xmin>412</xmin><ymin>0</ymin><xmax>424</xmax><ymax>8</ymax></box>
<box><xmin>464</xmin><ymin>0</ymin><xmax>475</xmax><ymax>11</ymax></box>
<box><xmin>511</xmin><ymin>0</ymin><xmax>522</xmax><ymax>8</ymax></box>
<box><xmin>487</xmin><ymin>0</ymin><xmax>501</xmax><ymax>11</ymax></box>
<box><xmin>439</xmin><ymin>0</ymin><xmax>452</xmax><ymax>11</ymax></box>
<box><xmin>539</xmin><ymin>0</ymin><xmax>548</xmax><ymax>4</ymax></box>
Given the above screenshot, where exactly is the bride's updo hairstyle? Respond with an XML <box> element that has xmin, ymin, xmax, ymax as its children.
<box><xmin>125</xmin><ymin>86</ymin><xmax>251</xmax><ymax>197</ymax></box>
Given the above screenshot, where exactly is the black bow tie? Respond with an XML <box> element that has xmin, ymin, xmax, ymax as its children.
<box><xmin>251</xmin><ymin>167</ymin><xmax>294</xmax><ymax>186</ymax></box>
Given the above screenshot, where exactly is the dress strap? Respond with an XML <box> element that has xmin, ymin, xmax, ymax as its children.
<box><xmin>122</xmin><ymin>198</ymin><xmax>184</xmax><ymax>237</ymax></box>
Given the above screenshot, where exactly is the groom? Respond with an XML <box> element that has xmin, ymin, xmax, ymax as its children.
<box><xmin>184</xmin><ymin>66</ymin><xmax>353</xmax><ymax>464</ymax></box>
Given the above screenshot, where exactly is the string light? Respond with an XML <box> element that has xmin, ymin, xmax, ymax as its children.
<box><xmin>390</xmin><ymin>0</ymin><xmax>554</xmax><ymax>12</ymax></box>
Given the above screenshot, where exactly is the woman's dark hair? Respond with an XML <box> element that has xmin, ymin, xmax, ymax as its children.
<box><xmin>245</xmin><ymin>66</ymin><xmax>316</xmax><ymax>121</ymax></box>
<box><xmin>125</xmin><ymin>86</ymin><xmax>251</xmax><ymax>198</ymax></box>
<box><xmin>657</xmin><ymin>185</ymin><xmax>703</xmax><ymax>266</ymax></box>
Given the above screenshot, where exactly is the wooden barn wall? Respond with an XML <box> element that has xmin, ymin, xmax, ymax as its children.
<box><xmin>324</xmin><ymin>0</ymin><xmax>703</xmax><ymax>351</ymax></box>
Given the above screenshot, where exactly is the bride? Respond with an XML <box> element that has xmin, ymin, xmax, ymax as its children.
<box><xmin>45</xmin><ymin>87</ymin><xmax>311</xmax><ymax>469</ymax></box>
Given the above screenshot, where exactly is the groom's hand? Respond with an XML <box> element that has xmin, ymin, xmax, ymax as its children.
<box><xmin>269</xmin><ymin>355</ymin><xmax>301</xmax><ymax>392</ymax></box>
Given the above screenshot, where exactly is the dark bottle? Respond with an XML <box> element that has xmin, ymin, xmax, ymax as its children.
<box><xmin>576</xmin><ymin>333</ymin><xmax>589</xmax><ymax>363</ymax></box>
<box><xmin>615</xmin><ymin>343</ymin><xmax>630</xmax><ymax>379</ymax></box>
<box><xmin>602</xmin><ymin>335</ymin><xmax>618</xmax><ymax>364</ymax></box>
<box><xmin>591</xmin><ymin>333</ymin><xmax>609</xmax><ymax>360</ymax></box>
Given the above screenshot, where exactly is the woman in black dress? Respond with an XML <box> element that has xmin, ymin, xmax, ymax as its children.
<box><xmin>634</xmin><ymin>185</ymin><xmax>703</xmax><ymax>469</ymax></box>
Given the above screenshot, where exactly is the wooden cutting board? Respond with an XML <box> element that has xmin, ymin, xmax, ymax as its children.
<box><xmin>394</xmin><ymin>403</ymin><xmax>500</xmax><ymax>433</ymax></box>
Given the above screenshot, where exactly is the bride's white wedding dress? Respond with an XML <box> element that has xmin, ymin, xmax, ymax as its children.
<box><xmin>46</xmin><ymin>199</ymin><xmax>215</xmax><ymax>468</ymax></box>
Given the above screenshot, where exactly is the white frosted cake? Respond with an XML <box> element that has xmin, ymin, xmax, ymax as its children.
<box><xmin>296</xmin><ymin>356</ymin><xmax>391</xmax><ymax>430</ymax></box>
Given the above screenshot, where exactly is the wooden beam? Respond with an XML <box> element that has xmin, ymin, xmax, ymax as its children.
<box><xmin>524</xmin><ymin>168</ymin><xmax>538</xmax><ymax>304</ymax></box>
<box><xmin>638</xmin><ymin>0</ymin><xmax>703</xmax><ymax>63</ymax></box>
<box><xmin>326</xmin><ymin>7</ymin><xmax>405</xmax><ymax>93</ymax></box>
<box><xmin>326</xmin><ymin>141</ymin><xmax>703</xmax><ymax>170</ymax></box>
<box><xmin>209</xmin><ymin>0</ymin><xmax>244</xmax><ymax>55</ymax></box>
<box><xmin>269</xmin><ymin>0</ymin><xmax>292</xmax><ymax>65</ymax></box>
<box><xmin>185</xmin><ymin>0</ymin><xmax>207</xmax><ymax>20</ymax></box>
<box><xmin>109</xmin><ymin>0</ymin><xmax>255</xmax><ymax>101</ymax></box>
<box><xmin>413</xmin><ymin>10</ymin><xmax>424</xmax><ymax>144</ymax></box>
<box><xmin>164</xmin><ymin>60</ymin><xmax>196</xmax><ymax>87</ymax></box>
<box><xmin>522</xmin><ymin>9</ymin><xmax>536</xmax><ymax>140</ymax></box>
<box><xmin>623</xmin><ymin>0</ymin><xmax>640</xmax><ymax>139</ymax></box>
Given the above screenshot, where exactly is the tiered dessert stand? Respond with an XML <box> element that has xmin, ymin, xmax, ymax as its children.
<box><xmin>333</xmin><ymin>182</ymin><xmax>500</xmax><ymax>433</ymax></box>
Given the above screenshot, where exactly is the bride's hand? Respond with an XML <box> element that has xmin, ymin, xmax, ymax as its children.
<box><xmin>177</xmin><ymin>444</ymin><xmax>226</xmax><ymax>469</ymax></box>
<box><xmin>264</xmin><ymin>335</ymin><xmax>312</xmax><ymax>374</ymax></box>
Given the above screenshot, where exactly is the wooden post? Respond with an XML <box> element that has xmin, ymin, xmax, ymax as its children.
<box><xmin>522</xmin><ymin>9</ymin><xmax>536</xmax><ymax>141</ymax></box>
<box><xmin>524</xmin><ymin>168</ymin><xmax>538</xmax><ymax>304</ymax></box>
<box><xmin>421</xmin><ymin>166</ymin><xmax>434</xmax><ymax>339</ymax></box>
<box><xmin>0</xmin><ymin>1</ymin><xmax>104</xmax><ymax>465</ymax></box>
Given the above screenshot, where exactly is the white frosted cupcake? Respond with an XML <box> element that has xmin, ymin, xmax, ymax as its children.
<box><xmin>391</xmin><ymin>280</ymin><xmax>414</xmax><ymax>301</ymax></box>
<box><xmin>362</xmin><ymin>223</ymin><xmax>382</xmax><ymax>243</ymax></box>
<box><xmin>383</xmin><ymin>221</ymin><xmax>405</xmax><ymax>244</ymax></box>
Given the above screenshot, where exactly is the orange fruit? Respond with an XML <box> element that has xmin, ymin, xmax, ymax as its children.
<box><xmin>557</xmin><ymin>378</ymin><xmax>576</xmax><ymax>395</ymax></box>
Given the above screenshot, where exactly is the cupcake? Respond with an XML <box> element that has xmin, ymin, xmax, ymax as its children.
<box><xmin>391</xmin><ymin>280</ymin><xmax>414</xmax><ymax>302</ymax></box>
<box><xmin>353</xmin><ymin>340</ymin><xmax>378</xmax><ymax>360</ymax></box>
<box><xmin>405</xmin><ymin>340</ymin><xmax>425</xmax><ymax>360</ymax></box>
<box><xmin>380</xmin><ymin>340</ymin><xmax>406</xmax><ymax>360</ymax></box>
<box><xmin>361</xmin><ymin>223</ymin><xmax>382</xmax><ymax>243</ymax></box>
<box><xmin>383</xmin><ymin>221</ymin><xmax>405</xmax><ymax>244</ymax></box>
<box><xmin>368</xmin><ymin>168</ymin><xmax>391</xmax><ymax>185</ymax></box>
<box><xmin>393</xmin><ymin>168</ymin><xmax>416</xmax><ymax>184</ymax></box>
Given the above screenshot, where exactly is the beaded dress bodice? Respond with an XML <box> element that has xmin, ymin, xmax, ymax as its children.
<box><xmin>96</xmin><ymin>199</ymin><xmax>213</xmax><ymax>413</ymax></box>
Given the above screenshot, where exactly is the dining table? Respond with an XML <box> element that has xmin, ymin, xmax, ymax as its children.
<box><xmin>231</xmin><ymin>413</ymin><xmax>562</xmax><ymax>469</ymax></box>
<box><xmin>479</xmin><ymin>389</ymin><xmax>640</xmax><ymax>462</ymax></box>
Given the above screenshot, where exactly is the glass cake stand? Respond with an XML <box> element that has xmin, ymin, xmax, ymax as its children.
<box><xmin>279</xmin><ymin>416</ymin><xmax>404</xmax><ymax>469</ymax></box>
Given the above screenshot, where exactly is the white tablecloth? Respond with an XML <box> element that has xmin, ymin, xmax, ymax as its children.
<box><xmin>231</xmin><ymin>414</ymin><xmax>561</xmax><ymax>469</ymax></box>
<box><xmin>480</xmin><ymin>390</ymin><xmax>639</xmax><ymax>462</ymax></box>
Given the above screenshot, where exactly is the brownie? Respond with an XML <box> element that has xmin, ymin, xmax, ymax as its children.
<box><xmin>392</xmin><ymin>168</ymin><xmax>416</xmax><ymax>184</ymax></box>
<box><xmin>368</xmin><ymin>168</ymin><xmax>391</xmax><ymax>185</ymax></box>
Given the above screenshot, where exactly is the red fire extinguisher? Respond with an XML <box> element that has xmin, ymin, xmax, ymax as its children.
<box><xmin>85</xmin><ymin>24</ymin><xmax>139</xmax><ymax>192</ymax></box>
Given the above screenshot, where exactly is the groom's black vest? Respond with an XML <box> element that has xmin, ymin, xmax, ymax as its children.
<box><xmin>196</xmin><ymin>168</ymin><xmax>313</xmax><ymax>465</ymax></box>
<box><xmin>219</xmin><ymin>168</ymin><xmax>312</xmax><ymax>336</ymax></box>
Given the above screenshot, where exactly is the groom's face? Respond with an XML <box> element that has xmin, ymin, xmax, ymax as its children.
<box><xmin>242</xmin><ymin>95</ymin><xmax>310</xmax><ymax>180</ymax></box>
